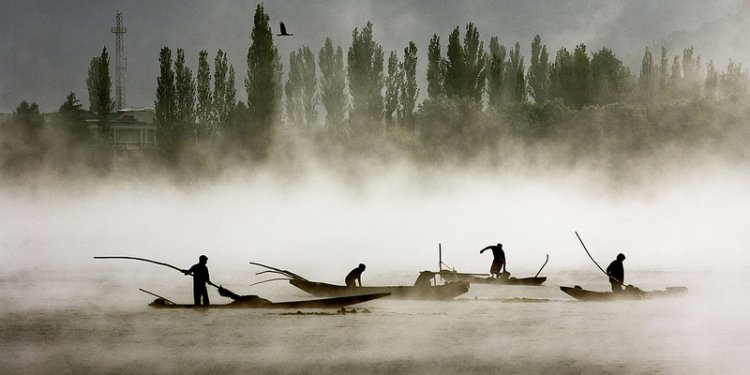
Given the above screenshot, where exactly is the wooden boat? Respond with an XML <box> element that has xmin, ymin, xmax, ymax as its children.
<box><xmin>439</xmin><ymin>271</ymin><xmax>546</xmax><ymax>286</ymax></box>
<box><xmin>148</xmin><ymin>290</ymin><xmax>390</xmax><ymax>309</ymax></box>
<box><xmin>251</xmin><ymin>262</ymin><xmax>470</xmax><ymax>300</ymax></box>
<box><xmin>288</xmin><ymin>278</ymin><xmax>469</xmax><ymax>300</ymax></box>
<box><xmin>560</xmin><ymin>285</ymin><xmax>689</xmax><ymax>301</ymax></box>
<box><xmin>435</xmin><ymin>246</ymin><xmax>548</xmax><ymax>286</ymax></box>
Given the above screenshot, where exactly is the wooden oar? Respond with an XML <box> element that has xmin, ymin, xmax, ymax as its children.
<box><xmin>574</xmin><ymin>232</ymin><xmax>624</xmax><ymax>286</ymax></box>
<box><xmin>94</xmin><ymin>256</ymin><xmax>220</xmax><ymax>288</ymax></box>
<box><xmin>534</xmin><ymin>254</ymin><xmax>550</xmax><ymax>278</ymax></box>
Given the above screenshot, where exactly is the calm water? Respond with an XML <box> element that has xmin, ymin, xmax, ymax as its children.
<box><xmin>1</xmin><ymin>269</ymin><xmax>748</xmax><ymax>374</ymax></box>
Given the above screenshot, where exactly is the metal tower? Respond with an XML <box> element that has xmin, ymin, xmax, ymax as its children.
<box><xmin>111</xmin><ymin>11</ymin><xmax>127</xmax><ymax>110</ymax></box>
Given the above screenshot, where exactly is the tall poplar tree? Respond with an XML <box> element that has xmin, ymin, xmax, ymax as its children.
<box><xmin>318</xmin><ymin>38</ymin><xmax>347</xmax><ymax>133</ymax></box>
<box><xmin>487</xmin><ymin>36</ymin><xmax>506</xmax><ymax>108</ymax></box>
<box><xmin>658</xmin><ymin>47</ymin><xmax>669</xmax><ymax>98</ymax></box>
<box><xmin>463</xmin><ymin>23</ymin><xmax>486</xmax><ymax>103</ymax></box>
<box><xmin>195</xmin><ymin>50</ymin><xmax>213</xmax><ymax>140</ymax></box>
<box><xmin>174</xmin><ymin>49</ymin><xmax>196</xmax><ymax>143</ymax></box>
<box><xmin>347</xmin><ymin>21</ymin><xmax>384</xmax><ymax>131</ymax></box>
<box><xmin>213</xmin><ymin>49</ymin><xmax>236</xmax><ymax>130</ymax></box>
<box><xmin>550</xmin><ymin>47</ymin><xmax>575</xmax><ymax>107</ymax></box>
<box><xmin>506</xmin><ymin>42</ymin><xmax>526</xmax><ymax>103</ymax></box>
<box><xmin>638</xmin><ymin>46</ymin><xmax>655</xmax><ymax>101</ymax></box>
<box><xmin>285</xmin><ymin>50</ymin><xmax>304</xmax><ymax>126</ymax></box>
<box><xmin>95</xmin><ymin>47</ymin><xmax>113</xmax><ymax>136</ymax></box>
<box><xmin>398</xmin><ymin>41</ymin><xmax>419</xmax><ymax>129</ymax></box>
<box><xmin>299</xmin><ymin>46</ymin><xmax>318</xmax><ymax>128</ymax></box>
<box><xmin>527</xmin><ymin>35</ymin><xmax>549</xmax><ymax>104</ymax></box>
<box><xmin>669</xmin><ymin>56</ymin><xmax>681</xmax><ymax>97</ymax></box>
<box><xmin>704</xmin><ymin>60</ymin><xmax>718</xmax><ymax>101</ymax></box>
<box><xmin>86</xmin><ymin>57</ymin><xmax>101</xmax><ymax>112</ymax></box>
<box><xmin>155</xmin><ymin>47</ymin><xmax>177</xmax><ymax>160</ymax></box>
<box><xmin>681</xmin><ymin>46</ymin><xmax>701</xmax><ymax>94</ymax></box>
<box><xmin>443</xmin><ymin>26</ymin><xmax>465</xmax><ymax>98</ymax></box>
<box><xmin>245</xmin><ymin>3</ymin><xmax>280</xmax><ymax>153</ymax></box>
<box><xmin>426</xmin><ymin>34</ymin><xmax>444</xmax><ymax>100</ymax></box>
<box><xmin>384</xmin><ymin>51</ymin><xmax>401</xmax><ymax>126</ymax></box>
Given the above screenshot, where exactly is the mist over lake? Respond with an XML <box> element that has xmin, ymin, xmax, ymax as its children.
<box><xmin>2</xmin><ymin>161</ymin><xmax>749</xmax><ymax>373</ymax></box>
<box><xmin>2</xmin><ymin>1</ymin><xmax>750</xmax><ymax>373</ymax></box>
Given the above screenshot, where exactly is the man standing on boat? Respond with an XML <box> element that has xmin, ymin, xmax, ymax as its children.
<box><xmin>183</xmin><ymin>255</ymin><xmax>211</xmax><ymax>305</ymax></box>
<box><xmin>606</xmin><ymin>253</ymin><xmax>626</xmax><ymax>293</ymax></box>
<box><xmin>480</xmin><ymin>243</ymin><xmax>508</xmax><ymax>279</ymax></box>
<box><xmin>345</xmin><ymin>263</ymin><xmax>366</xmax><ymax>287</ymax></box>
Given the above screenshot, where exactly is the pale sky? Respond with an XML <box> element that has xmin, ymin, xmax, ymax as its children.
<box><xmin>0</xmin><ymin>0</ymin><xmax>747</xmax><ymax>112</ymax></box>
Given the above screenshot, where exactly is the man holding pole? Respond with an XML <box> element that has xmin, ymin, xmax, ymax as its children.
<box><xmin>606</xmin><ymin>253</ymin><xmax>626</xmax><ymax>293</ymax></box>
<box><xmin>183</xmin><ymin>255</ymin><xmax>212</xmax><ymax>305</ymax></box>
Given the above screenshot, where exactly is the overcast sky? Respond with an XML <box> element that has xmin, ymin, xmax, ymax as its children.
<box><xmin>0</xmin><ymin>0</ymin><xmax>747</xmax><ymax>113</ymax></box>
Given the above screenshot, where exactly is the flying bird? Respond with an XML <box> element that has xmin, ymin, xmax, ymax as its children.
<box><xmin>277</xmin><ymin>22</ymin><xmax>293</xmax><ymax>36</ymax></box>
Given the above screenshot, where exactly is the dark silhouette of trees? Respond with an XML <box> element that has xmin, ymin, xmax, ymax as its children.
<box><xmin>720</xmin><ymin>59</ymin><xmax>748</xmax><ymax>101</ymax></box>
<box><xmin>175</xmin><ymin>49</ymin><xmax>196</xmax><ymax>143</ymax></box>
<box><xmin>657</xmin><ymin>47</ymin><xmax>670</xmax><ymax>98</ymax></box>
<box><xmin>550</xmin><ymin>47</ymin><xmax>575</xmax><ymax>107</ymax></box>
<box><xmin>704</xmin><ymin>60</ymin><xmax>718</xmax><ymax>101</ymax></box>
<box><xmin>639</xmin><ymin>46</ymin><xmax>655</xmax><ymax>102</ymax></box>
<box><xmin>590</xmin><ymin>48</ymin><xmax>629</xmax><ymax>105</ymax></box>
<box><xmin>443</xmin><ymin>23</ymin><xmax>486</xmax><ymax>103</ymax></box>
<box><xmin>463</xmin><ymin>24</ymin><xmax>487</xmax><ymax>103</ymax></box>
<box><xmin>58</xmin><ymin>92</ymin><xmax>88</xmax><ymax>142</ymax></box>
<box><xmin>318</xmin><ymin>38</ymin><xmax>347</xmax><ymax>134</ymax></box>
<box><xmin>527</xmin><ymin>35</ymin><xmax>549</xmax><ymax>105</ymax></box>
<box><xmin>444</xmin><ymin>26</ymin><xmax>465</xmax><ymax>99</ymax></box>
<box><xmin>426</xmin><ymin>34</ymin><xmax>444</xmax><ymax>100</ymax></box>
<box><xmin>195</xmin><ymin>50</ymin><xmax>213</xmax><ymax>141</ymax></box>
<box><xmin>14</xmin><ymin>100</ymin><xmax>44</xmax><ymax>141</ymax></box>
<box><xmin>93</xmin><ymin>47</ymin><xmax>113</xmax><ymax>136</ymax></box>
<box><xmin>5</xmin><ymin>18</ymin><xmax>740</xmax><ymax>184</ymax></box>
<box><xmin>506</xmin><ymin>42</ymin><xmax>526</xmax><ymax>103</ymax></box>
<box><xmin>384</xmin><ymin>50</ymin><xmax>401</xmax><ymax>127</ymax></box>
<box><xmin>155</xmin><ymin>47</ymin><xmax>178</xmax><ymax>161</ymax></box>
<box><xmin>399</xmin><ymin>41</ymin><xmax>419</xmax><ymax>129</ymax></box>
<box><xmin>487</xmin><ymin>36</ymin><xmax>506</xmax><ymax>108</ymax></box>
<box><xmin>86</xmin><ymin>57</ymin><xmax>101</xmax><ymax>112</ymax></box>
<box><xmin>245</xmin><ymin>3</ymin><xmax>280</xmax><ymax>158</ymax></box>
<box><xmin>347</xmin><ymin>21</ymin><xmax>384</xmax><ymax>132</ymax></box>
<box><xmin>285</xmin><ymin>46</ymin><xmax>317</xmax><ymax>128</ymax></box>
<box><xmin>213</xmin><ymin>49</ymin><xmax>236</xmax><ymax>132</ymax></box>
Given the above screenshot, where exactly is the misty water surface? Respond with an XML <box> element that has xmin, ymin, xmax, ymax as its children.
<box><xmin>1</xmin><ymin>164</ymin><xmax>749</xmax><ymax>374</ymax></box>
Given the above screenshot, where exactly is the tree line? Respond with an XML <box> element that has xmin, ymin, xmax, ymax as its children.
<box><xmin>2</xmin><ymin>3</ymin><xmax>748</xmax><ymax>183</ymax></box>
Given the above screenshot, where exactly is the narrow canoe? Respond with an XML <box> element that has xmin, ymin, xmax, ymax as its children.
<box><xmin>440</xmin><ymin>271</ymin><xmax>546</xmax><ymax>286</ymax></box>
<box><xmin>148</xmin><ymin>292</ymin><xmax>390</xmax><ymax>309</ymax></box>
<box><xmin>560</xmin><ymin>285</ymin><xmax>688</xmax><ymax>301</ymax></box>
<box><xmin>289</xmin><ymin>279</ymin><xmax>470</xmax><ymax>300</ymax></box>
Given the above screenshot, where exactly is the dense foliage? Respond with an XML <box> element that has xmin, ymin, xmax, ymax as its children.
<box><xmin>1</xmin><ymin>8</ymin><xmax>748</xmax><ymax>185</ymax></box>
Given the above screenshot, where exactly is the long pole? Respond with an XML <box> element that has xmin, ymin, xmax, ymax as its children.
<box><xmin>94</xmin><ymin>256</ymin><xmax>220</xmax><ymax>288</ymax></box>
<box><xmin>574</xmin><ymin>232</ymin><xmax>623</xmax><ymax>285</ymax></box>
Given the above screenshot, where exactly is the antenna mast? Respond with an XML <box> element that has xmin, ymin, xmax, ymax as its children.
<box><xmin>111</xmin><ymin>11</ymin><xmax>127</xmax><ymax>110</ymax></box>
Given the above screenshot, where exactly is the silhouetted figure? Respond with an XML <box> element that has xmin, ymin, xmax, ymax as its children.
<box><xmin>183</xmin><ymin>255</ymin><xmax>211</xmax><ymax>305</ymax></box>
<box><xmin>277</xmin><ymin>22</ymin><xmax>293</xmax><ymax>36</ymax></box>
<box><xmin>345</xmin><ymin>263</ymin><xmax>366</xmax><ymax>287</ymax></box>
<box><xmin>606</xmin><ymin>253</ymin><xmax>626</xmax><ymax>293</ymax></box>
<box><xmin>414</xmin><ymin>271</ymin><xmax>435</xmax><ymax>287</ymax></box>
<box><xmin>480</xmin><ymin>243</ymin><xmax>508</xmax><ymax>278</ymax></box>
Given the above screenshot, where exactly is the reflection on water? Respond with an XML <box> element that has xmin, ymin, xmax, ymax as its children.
<box><xmin>1</xmin><ymin>270</ymin><xmax>748</xmax><ymax>374</ymax></box>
